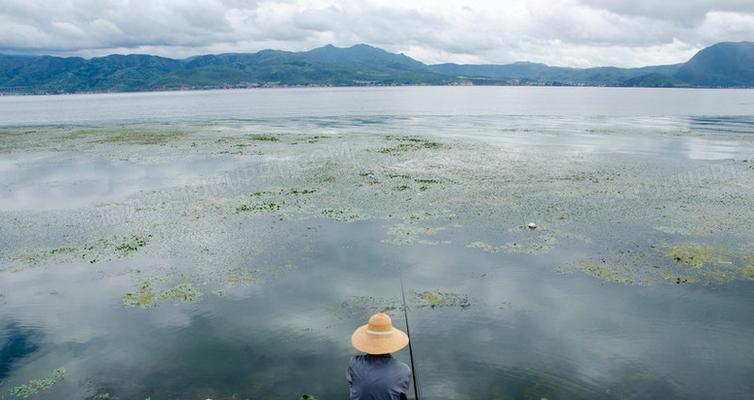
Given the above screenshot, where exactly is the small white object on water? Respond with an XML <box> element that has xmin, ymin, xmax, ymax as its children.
<box><xmin>527</xmin><ymin>222</ymin><xmax>537</xmax><ymax>229</ymax></box>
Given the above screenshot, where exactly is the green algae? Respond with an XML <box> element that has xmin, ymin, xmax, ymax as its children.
<box><xmin>158</xmin><ymin>284</ymin><xmax>203</xmax><ymax>303</ymax></box>
<box><xmin>321</xmin><ymin>208</ymin><xmax>365</xmax><ymax>222</ymax></box>
<box><xmin>659</xmin><ymin>271</ymin><xmax>699</xmax><ymax>285</ymax></box>
<box><xmin>234</xmin><ymin>188</ymin><xmax>317</xmax><ymax>214</ymax></box>
<box><xmin>13</xmin><ymin>234</ymin><xmax>152</xmax><ymax>267</ymax></box>
<box><xmin>246</xmin><ymin>134</ymin><xmax>279</xmax><ymax>141</ymax></box>
<box><xmin>235</xmin><ymin>201</ymin><xmax>281</xmax><ymax>213</ymax></box>
<box><xmin>502</xmin><ymin>232</ymin><xmax>558</xmax><ymax>255</ymax></box>
<box><xmin>122</xmin><ymin>279</ymin><xmax>156</xmax><ymax>308</ymax></box>
<box><xmin>226</xmin><ymin>271</ymin><xmax>256</xmax><ymax>286</ymax></box>
<box><xmin>337</xmin><ymin>296</ymin><xmax>403</xmax><ymax>319</ymax></box>
<box><xmin>376</xmin><ymin>136</ymin><xmax>444</xmax><ymax>155</ymax></box>
<box><xmin>418</xmin><ymin>291</ymin><xmax>444</xmax><ymax>306</ymax></box>
<box><xmin>572</xmin><ymin>244</ymin><xmax>754</xmax><ymax>286</ymax></box>
<box><xmin>661</xmin><ymin>243</ymin><xmax>730</xmax><ymax>269</ymax></box>
<box><xmin>114</xmin><ymin>235</ymin><xmax>151</xmax><ymax>256</ymax></box>
<box><xmin>466</xmin><ymin>241</ymin><xmax>498</xmax><ymax>253</ymax></box>
<box><xmin>9</xmin><ymin>368</ymin><xmax>66</xmax><ymax>398</ymax></box>
<box><xmin>94</xmin><ymin>127</ymin><xmax>191</xmax><ymax>145</ymax></box>
<box><xmin>4</xmin><ymin>122</ymin><xmax>754</xmax><ymax>323</ymax></box>
<box><xmin>15</xmin><ymin>246</ymin><xmax>78</xmax><ymax>265</ymax></box>
<box><xmin>383</xmin><ymin>223</ymin><xmax>447</xmax><ymax>246</ymax></box>
<box><xmin>415</xmin><ymin>291</ymin><xmax>471</xmax><ymax>309</ymax></box>
<box><xmin>579</xmin><ymin>262</ymin><xmax>635</xmax><ymax>285</ymax></box>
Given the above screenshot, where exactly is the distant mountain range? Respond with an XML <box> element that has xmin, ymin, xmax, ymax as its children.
<box><xmin>1</xmin><ymin>41</ymin><xmax>753</xmax><ymax>94</ymax></box>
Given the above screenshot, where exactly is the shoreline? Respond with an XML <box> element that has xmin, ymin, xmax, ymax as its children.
<box><xmin>2</xmin><ymin>82</ymin><xmax>754</xmax><ymax>98</ymax></box>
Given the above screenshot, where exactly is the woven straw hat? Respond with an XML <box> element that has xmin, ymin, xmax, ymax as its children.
<box><xmin>351</xmin><ymin>313</ymin><xmax>409</xmax><ymax>355</ymax></box>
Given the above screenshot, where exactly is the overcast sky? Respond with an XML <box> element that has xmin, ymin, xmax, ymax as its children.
<box><xmin>1</xmin><ymin>0</ymin><xmax>753</xmax><ymax>67</ymax></box>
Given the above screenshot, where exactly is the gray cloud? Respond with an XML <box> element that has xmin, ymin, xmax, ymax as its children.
<box><xmin>0</xmin><ymin>0</ymin><xmax>752</xmax><ymax>67</ymax></box>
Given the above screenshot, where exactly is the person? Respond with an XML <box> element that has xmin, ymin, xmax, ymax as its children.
<box><xmin>347</xmin><ymin>312</ymin><xmax>413</xmax><ymax>400</ymax></box>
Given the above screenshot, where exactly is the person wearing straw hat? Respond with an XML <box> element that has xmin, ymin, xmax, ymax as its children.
<box><xmin>348</xmin><ymin>312</ymin><xmax>412</xmax><ymax>400</ymax></box>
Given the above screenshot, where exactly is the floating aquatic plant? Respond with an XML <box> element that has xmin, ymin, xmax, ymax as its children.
<box><xmin>376</xmin><ymin>136</ymin><xmax>444</xmax><ymax>155</ymax></box>
<box><xmin>226</xmin><ymin>271</ymin><xmax>256</xmax><ymax>286</ymax></box>
<box><xmin>321</xmin><ymin>208</ymin><xmax>364</xmax><ymax>222</ymax></box>
<box><xmin>661</xmin><ymin>243</ymin><xmax>730</xmax><ymax>269</ymax></box>
<box><xmin>158</xmin><ymin>284</ymin><xmax>203</xmax><ymax>303</ymax></box>
<box><xmin>114</xmin><ymin>235</ymin><xmax>151</xmax><ymax>256</ymax></box>
<box><xmin>466</xmin><ymin>241</ymin><xmax>498</xmax><ymax>253</ymax></box>
<box><xmin>578</xmin><ymin>262</ymin><xmax>635</xmax><ymax>285</ymax></box>
<box><xmin>122</xmin><ymin>279</ymin><xmax>156</xmax><ymax>308</ymax></box>
<box><xmin>235</xmin><ymin>202</ymin><xmax>281</xmax><ymax>213</ymax></box>
<box><xmin>383</xmin><ymin>223</ymin><xmax>447</xmax><ymax>246</ymax></box>
<box><xmin>246</xmin><ymin>134</ymin><xmax>279</xmax><ymax>141</ymax></box>
<box><xmin>415</xmin><ymin>291</ymin><xmax>471</xmax><ymax>309</ymax></box>
<box><xmin>10</xmin><ymin>368</ymin><xmax>66</xmax><ymax>398</ymax></box>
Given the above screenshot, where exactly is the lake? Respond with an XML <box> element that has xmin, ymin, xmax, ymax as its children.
<box><xmin>1</xmin><ymin>86</ymin><xmax>753</xmax><ymax>400</ymax></box>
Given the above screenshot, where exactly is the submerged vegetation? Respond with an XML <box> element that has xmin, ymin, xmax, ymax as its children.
<box><xmin>123</xmin><ymin>280</ymin><xmax>202</xmax><ymax>307</ymax></box>
<box><xmin>568</xmin><ymin>243</ymin><xmax>754</xmax><ymax>286</ymax></box>
<box><xmin>122</xmin><ymin>279</ymin><xmax>156</xmax><ymax>308</ymax></box>
<box><xmin>9</xmin><ymin>368</ymin><xmax>66</xmax><ymax>398</ymax></box>
<box><xmin>376</xmin><ymin>135</ymin><xmax>444</xmax><ymax>155</ymax></box>
<box><xmin>12</xmin><ymin>234</ymin><xmax>152</xmax><ymax>267</ymax></box>
<box><xmin>416</xmin><ymin>291</ymin><xmax>471</xmax><ymax>309</ymax></box>
<box><xmin>158</xmin><ymin>284</ymin><xmax>203</xmax><ymax>303</ymax></box>
<box><xmin>1</xmin><ymin>120</ymin><xmax>753</xmax><ymax>398</ymax></box>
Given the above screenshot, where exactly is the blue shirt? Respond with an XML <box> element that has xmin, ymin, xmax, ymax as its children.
<box><xmin>347</xmin><ymin>354</ymin><xmax>412</xmax><ymax>400</ymax></box>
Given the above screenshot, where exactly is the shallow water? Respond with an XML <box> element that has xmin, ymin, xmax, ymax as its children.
<box><xmin>1</xmin><ymin>87</ymin><xmax>754</xmax><ymax>400</ymax></box>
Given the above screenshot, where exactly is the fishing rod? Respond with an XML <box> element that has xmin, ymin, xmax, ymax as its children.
<box><xmin>399</xmin><ymin>269</ymin><xmax>422</xmax><ymax>400</ymax></box>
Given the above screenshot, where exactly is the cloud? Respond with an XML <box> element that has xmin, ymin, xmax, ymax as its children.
<box><xmin>0</xmin><ymin>0</ymin><xmax>752</xmax><ymax>67</ymax></box>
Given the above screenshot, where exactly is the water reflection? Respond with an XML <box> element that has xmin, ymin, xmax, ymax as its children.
<box><xmin>1</xmin><ymin>220</ymin><xmax>753</xmax><ymax>399</ymax></box>
<box><xmin>0</xmin><ymin>152</ymin><xmax>260</xmax><ymax>211</ymax></box>
<box><xmin>0</xmin><ymin>324</ymin><xmax>40</xmax><ymax>380</ymax></box>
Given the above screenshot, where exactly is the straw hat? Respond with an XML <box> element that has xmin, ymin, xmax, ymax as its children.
<box><xmin>351</xmin><ymin>313</ymin><xmax>409</xmax><ymax>354</ymax></box>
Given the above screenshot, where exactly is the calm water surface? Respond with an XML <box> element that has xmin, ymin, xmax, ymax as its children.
<box><xmin>1</xmin><ymin>87</ymin><xmax>753</xmax><ymax>400</ymax></box>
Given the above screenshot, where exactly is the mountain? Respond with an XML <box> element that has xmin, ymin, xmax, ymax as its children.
<box><xmin>1</xmin><ymin>42</ymin><xmax>752</xmax><ymax>94</ymax></box>
<box><xmin>0</xmin><ymin>44</ymin><xmax>458</xmax><ymax>94</ymax></box>
<box><xmin>428</xmin><ymin>62</ymin><xmax>683</xmax><ymax>86</ymax></box>
<box><xmin>675</xmin><ymin>42</ymin><xmax>754</xmax><ymax>87</ymax></box>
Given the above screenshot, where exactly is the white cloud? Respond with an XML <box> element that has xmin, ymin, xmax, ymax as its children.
<box><xmin>0</xmin><ymin>0</ymin><xmax>752</xmax><ymax>67</ymax></box>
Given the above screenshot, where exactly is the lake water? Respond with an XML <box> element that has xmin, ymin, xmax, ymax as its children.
<box><xmin>1</xmin><ymin>87</ymin><xmax>754</xmax><ymax>400</ymax></box>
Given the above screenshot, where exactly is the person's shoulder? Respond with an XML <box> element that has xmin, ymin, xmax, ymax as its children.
<box><xmin>391</xmin><ymin>358</ymin><xmax>412</xmax><ymax>373</ymax></box>
<box><xmin>349</xmin><ymin>354</ymin><xmax>367</xmax><ymax>366</ymax></box>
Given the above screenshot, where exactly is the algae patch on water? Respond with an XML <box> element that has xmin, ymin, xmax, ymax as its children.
<box><xmin>226</xmin><ymin>270</ymin><xmax>256</xmax><ymax>286</ymax></box>
<box><xmin>234</xmin><ymin>188</ymin><xmax>318</xmax><ymax>215</ymax></box>
<box><xmin>376</xmin><ymin>136</ymin><xmax>444</xmax><ymax>155</ymax></box>
<box><xmin>321</xmin><ymin>208</ymin><xmax>366</xmax><ymax>222</ymax></box>
<box><xmin>466</xmin><ymin>241</ymin><xmax>499</xmax><ymax>253</ymax></box>
<box><xmin>13</xmin><ymin>234</ymin><xmax>152</xmax><ymax>267</ymax></box>
<box><xmin>122</xmin><ymin>279</ymin><xmax>156</xmax><ymax>308</ymax></box>
<box><xmin>656</xmin><ymin>243</ymin><xmax>753</xmax><ymax>284</ymax></box>
<box><xmin>578</xmin><ymin>262</ymin><xmax>636</xmax><ymax>285</ymax></box>
<box><xmin>93</xmin><ymin>126</ymin><xmax>193</xmax><ymax>145</ymax></box>
<box><xmin>235</xmin><ymin>201</ymin><xmax>282</xmax><ymax>214</ymax></box>
<box><xmin>384</xmin><ymin>223</ymin><xmax>448</xmax><ymax>246</ymax></box>
<box><xmin>9</xmin><ymin>368</ymin><xmax>66</xmax><ymax>398</ymax></box>
<box><xmin>337</xmin><ymin>296</ymin><xmax>403</xmax><ymax>319</ymax></box>
<box><xmin>415</xmin><ymin>291</ymin><xmax>471</xmax><ymax>309</ymax></box>
<box><xmin>158</xmin><ymin>283</ymin><xmax>203</xmax><ymax>303</ymax></box>
<box><xmin>571</xmin><ymin>244</ymin><xmax>754</xmax><ymax>286</ymax></box>
<box><xmin>123</xmin><ymin>279</ymin><xmax>202</xmax><ymax>308</ymax></box>
<box><xmin>661</xmin><ymin>243</ymin><xmax>729</xmax><ymax>269</ymax></box>
<box><xmin>246</xmin><ymin>133</ymin><xmax>280</xmax><ymax>141</ymax></box>
<box><xmin>114</xmin><ymin>235</ymin><xmax>151</xmax><ymax>256</ymax></box>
